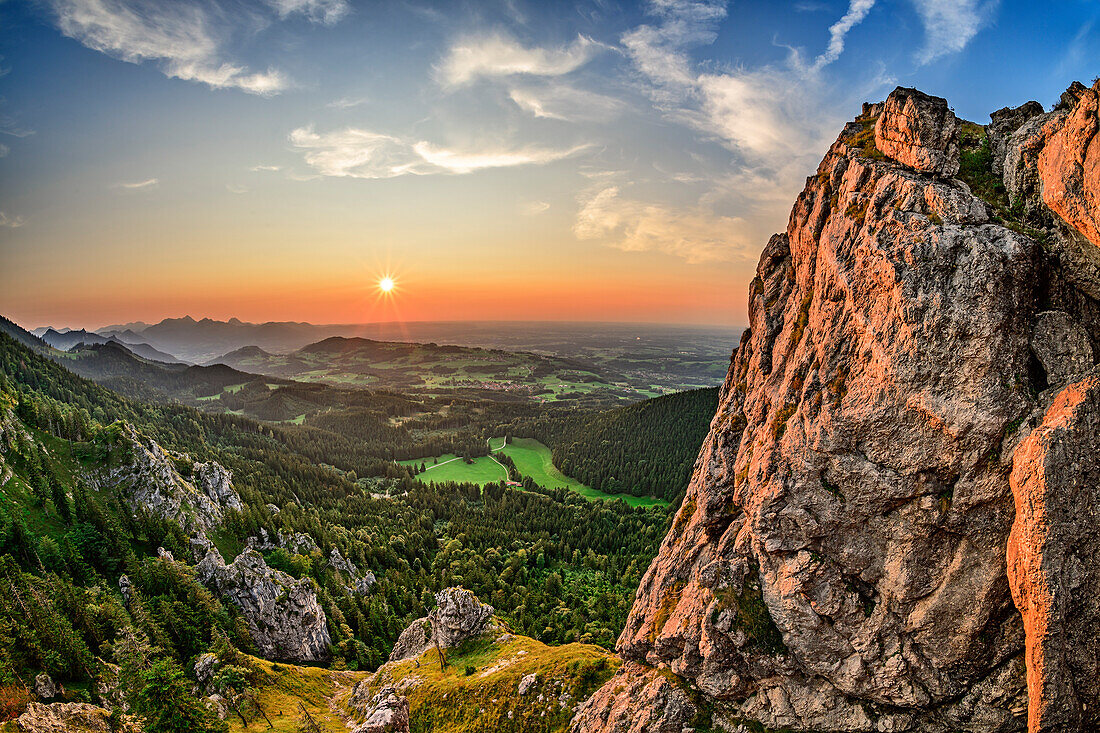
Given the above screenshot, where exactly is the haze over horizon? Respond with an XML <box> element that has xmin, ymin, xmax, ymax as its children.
<box><xmin>1</xmin><ymin>0</ymin><xmax>1097</xmax><ymax>329</ymax></box>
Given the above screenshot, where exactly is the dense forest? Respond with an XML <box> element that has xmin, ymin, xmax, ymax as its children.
<box><xmin>504</xmin><ymin>387</ymin><xmax>720</xmax><ymax>502</ymax></box>
<box><xmin>0</xmin><ymin>329</ymin><xmax>674</xmax><ymax>728</ymax></box>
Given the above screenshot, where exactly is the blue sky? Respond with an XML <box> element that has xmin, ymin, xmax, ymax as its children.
<box><xmin>0</xmin><ymin>0</ymin><xmax>1097</xmax><ymax>328</ymax></box>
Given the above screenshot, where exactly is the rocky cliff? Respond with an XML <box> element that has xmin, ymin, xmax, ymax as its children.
<box><xmin>572</xmin><ymin>82</ymin><xmax>1100</xmax><ymax>733</ymax></box>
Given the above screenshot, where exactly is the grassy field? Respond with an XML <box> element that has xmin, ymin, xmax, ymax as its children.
<box><xmin>400</xmin><ymin>437</ymin><xmax>668</xmax><ymax>508</ymax></box>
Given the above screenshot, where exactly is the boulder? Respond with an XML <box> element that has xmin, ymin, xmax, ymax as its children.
<box><xmin>874</xmin><ymin>86</ymin><xmax>960</xmax><ymax>175</ymax></box>
<box><xmin>569</xmin><ymin>662</ymin><xmax>695</xmax><ymax>733</ymax></box>
<box><xmin>518</xmin><ymin>672</ymin><xmax>538</xmax><ymax>695</ymax></box>
<box><xmin>1008</xmin><ymin>370</ymin><xmax>1100</xmax><ymax>732</ymax></box>
<box><xmin>197</xmin><ymin>548</ymin><xmax>331</xmax><ymax>663</ymax></box>
<box><xmin>389</xmin><ymin>587</ymin><xmax>496</xmax><ymax>662</ymax></box>
<box><xmin>349</xmin><ymin>685</ymin><xmax>410</xmax><ymax>733</ymax></box>
<box><xmin>33</xmin><ymin>673</ymin><xmax>59</xmax><ymax>700</ymax></box>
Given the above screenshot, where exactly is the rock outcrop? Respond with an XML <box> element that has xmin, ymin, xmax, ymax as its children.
<box><xmin>1008</xmin><ymin>370</ymin><xmax>1100</xmax><ymax>732</ymax></box>
<box><xmin>33</xmin><ymin>674</ymin><xmax>60</xmax><ymax>700</ymax></box>
<box><xmin>569</xmin><ymin>662</ymin><xmax>696</xmax><ymax>733</ymax></box>
<box><xmin>389</xmin><ymin>587</ymin><xmax>497</xmax><ymax>662</ymax></box>
<box><xmin>95</xmin><ymin>426</ymin><xmax>242</xmax><ymax>543</ymax></box>
<box><xmin>196</xmin><ymin>548</ymin><xmax>331</xmax><ymax>663</ymax></box>
<box><xmin>14</xmin><ymin>702</ymin><xmax>141</xmax><ymax>733</ymax></box>
<box><xmin>874</xmin><ymin>87</ymin><xmax>960</xmax><ymax>176</ymax></box>
<box><xmin>572</xmin><ymin>82</ymin><xmax>1100</xmax><ymax>733</ymax></box>
<box><xmin>349</xmin><ymin>685</ymin><xmax>411</xmax><ymax>733</ymax></box>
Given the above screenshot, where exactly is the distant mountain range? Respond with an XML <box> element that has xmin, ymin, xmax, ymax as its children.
<box><xmin>39</xmin><ymin>328</ymin><xmax>181</xmax><ymax>363</ymax></box>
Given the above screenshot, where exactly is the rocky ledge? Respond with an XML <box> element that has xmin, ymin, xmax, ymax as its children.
<box><xmin>196</xmin><ymin>547</ymin><xmax>331</xmax><ymax>663</ymax></box>
<box><xmin>389</xmin><ymin>586</ymin><xmax>498</xmax><ymax>662</ymax></box>
<box><xmin>571</xmin><ymin>81</ymin><xmax>1100</xmax><ymax>733</ymax></box>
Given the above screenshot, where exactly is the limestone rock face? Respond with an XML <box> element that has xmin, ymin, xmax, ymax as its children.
<box><xmin>14</xmin><ymin>702</ymin><xmax>140</xmax><ymax>733</ymax></box>
<box><xmin>989</xmin><ymin>102</ymin><xmax>1045</xmax><ymax>176</ymax></box>
<box><xmin>574</xmin><ymin>83</ymin><xmax>1100</xmax><ymax>733</ymax></box>
<box><xmin>96</xmin><ymin>426</ymin><xmax>241</xmax><ymax>540</ymax></box>
<box><xmin>568</xmin><ymin>662</ymin><xmax>696</xmax><ymax>733</ymax></box>
<box><xmin>875</xmin><ymin>86</ymin><xmax>960</xmax><ymax>175</ymax></box>
<box><xmin>389</xmin><ymin>587</ymin><xmax>496</xmax><ymax>662</ymax></box>
<box><xmin>1008</xmin><ymin>370</ymin><xmax>1100</xmax><ymax>732</ymax></box>
<box><xmin>196</xmin><ymin>548</ymin><xmax>331</xmax><ymax>662</ymax></box>
<box><xmin>349</xmin><ymin>685</ymin><xmax>410</xmax><ymax>733</ymax></box>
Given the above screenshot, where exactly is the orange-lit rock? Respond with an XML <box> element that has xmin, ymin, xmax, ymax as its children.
<box><xmin>1008</xmin><ymin>371</ymin><xmax>1100</xmax><ymax>732</ymax></box>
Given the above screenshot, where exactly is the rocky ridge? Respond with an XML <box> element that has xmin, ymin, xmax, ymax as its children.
<box><xmin>196</xmin><ymin>547</ymin><xmax>332</xmax><ymax>663</ymax></box>
<box><xmin>389</xmin><ymin>586</ymin><xmax>498</xmax><ymax>662</ymax></box>
<box><xmin>571</xmin><ymin>82</ymin><xmax>1100</xmax><ymax>733</ymax></box>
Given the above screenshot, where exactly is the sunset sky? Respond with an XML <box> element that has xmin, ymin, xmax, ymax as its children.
<box><xmin>1</xmin><ymin>0</ymin><xmax>1097</xmax><ymax>329</ymax></box>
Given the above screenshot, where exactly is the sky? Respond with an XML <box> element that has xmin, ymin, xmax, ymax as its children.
<box><xmin>0</xmin><ymin>0</ymin><xmax>1097</xmax><ymax>329</ymax></box>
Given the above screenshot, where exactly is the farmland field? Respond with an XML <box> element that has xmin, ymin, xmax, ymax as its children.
<box><xmin>400</xmin><ymin>437</ymin><xmax>668</xmax><ymax>508</ymax></box>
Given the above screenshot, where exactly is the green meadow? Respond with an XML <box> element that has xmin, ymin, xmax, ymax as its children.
<box><xmin>399</xmin><ymin>437</ymin><xmax>668</xmax><ymax>508</ymax></box>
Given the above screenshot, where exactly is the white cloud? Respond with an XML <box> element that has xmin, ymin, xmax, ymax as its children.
<box><xmin>0</xmin><ymin>144</ymin><xmax>8</xmax><ymax>158</ymax></box>
<box><xmin>49</xmin><ymin>0</ymin><xmax>288</xmax><ymax>95</ymax></box>
<box><xmin>508</xmin><ymin>83</ymin><xmax>624</xmax><ymax>122</ymax></box>
<box><xmin>911</xmin><ymin>0</ymin><xmax>996</xmax><ymax>64</ymax></box>
<box><xmin>327</xmin><ymin>95</ymin><xmax>369</xmax><ymax>109</ymax></box>
<box><xmin>574</xmin><ymin>185</ymin><xmax>753</xmax><ymax>263</ymax></box>
<box><xmin>250</xmin><ymin>164</ymin><xmax>282</xmax><ymax>172</ymax></box>
<box><xmin>116</xmin><ymin>178</ymin><xmax>159</xmax><ymax>189</ymax></box>
<box><xmin>265</xmin><ymin>0</ymin><xmax>349</xmax><ymax>25</ymax></box>
<box><xmin>289</xmin><ymin>126</ymin><xmax>587</xmax><ymax>178</ymax></box>
<box><xmin>438</xmin><ymin>33</ymin><xmax>604</xmax><ymax>87</ymax></box>
<box><xmin>0</xmin><ymin>212</ymin><xmax>26</xmax><ymax>228</ymax></box>
<box><xmin>519</xmin><ymin>200</ymin><xmax>551</xmax><ymax>216</ymax></box>
<box><xmin>813</xmin><ymin>0</ymin><xmax>876</xmax><ymax>70</ymax></box>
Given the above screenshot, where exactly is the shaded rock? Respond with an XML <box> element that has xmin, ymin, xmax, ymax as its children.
<box><xmin>1030</xmin><ymin>311</ymin><xmax>1094</xmax><ymax>386</ymax></box>
<box><xmin>389</xmin><ymin>587</ymin><xmax>496</xmax><ymax>662</ymax></box>
<box><xmin>874</xmin><ymin>86</ymin><xmax>960</xmax><ymax>175</ymax></box>
<box><xmin>194</xmin><ymin>652</ymin><xmax>220</xmax><ymax>686</ymax></box>
<box><xmin>1008</xmin><ymin>370</ymin><xmax>1100</xmax><ymax>732</ymax></box>
<box><xmin>990</xmin><ymin>101</ymin><xmax>1045</xmax><ymax>175</ymax></box>
<box><xmin>92</xmin><ymin>662</ymin><xmax>125</xmax><ymax>710</ymax></box>
<box><xmin>204</xmin><ymin>693</ymin><xmax>230</xmax><ymax>721</ymax></box>
<box><xmin>569</xmin><ymin>662</ymin><xmax>695</xmax><ymax>733</ymax></box>
<box><xmin>349</xmin><ymin>685</ymin><xmax>410</xmax><ymax>733</ymax></box>
<box><xmin>246</xmin><ymin>527</ymin><xmax>318</xmax><ymax>555</ymax></box>
<box><xmin>117</xmin><ymin>574</ymin><xmax>134</xmax><ymax>605</ymax></box>
<box><xmin>155</xmin><ymin>546</ymin><xmax>174</xmax><ymax>561</ymax></box>
<box><xmin>329</xmin><ymin>547</ymin><xmax>376</xmax><ymax>594</ymax></box>
<box><xmin>14</xmin><ymin>702</ymin><xmax>140</xmax><ymax>733</ymax></box>
<box><xmin>33</xmin><ymin>673</ymin><xmax>59</xmax><ymax>700</ymax></box>
<box><xmin>197</xmin><ymin>548</ymin><xmax>331</xmax><ymax>663</ymax></box>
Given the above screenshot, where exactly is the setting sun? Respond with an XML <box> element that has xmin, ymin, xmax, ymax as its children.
<box><xmin>378</xmin><ymin>276</ymin><xmax>395</xmax><ymax>293</ymax></box>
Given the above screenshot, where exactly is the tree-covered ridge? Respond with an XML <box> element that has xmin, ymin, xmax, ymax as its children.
<box><xmin>506</xmin><ymin>387</ymin><xmax>720</xmax><ymax>502</ymax></box>
<box><xmin>0</xmin><ymin>328</ymin><xmax>671</xmax><ymax>727</ymax></box>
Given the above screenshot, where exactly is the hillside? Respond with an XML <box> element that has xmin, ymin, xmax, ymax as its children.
<box><xmin>507</xmin><ymin>387</ymin><xmax>719</xmax><ymax>502</ymax></box>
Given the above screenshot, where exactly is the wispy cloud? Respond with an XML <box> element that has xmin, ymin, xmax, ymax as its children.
<box><xmin>250</xmin><ymin>164</ymin><xmax>282</xmax><ymax>172</ymax></box>
<box><xmin>0</xmin><ymin>144</ymin><xmax>8</xmax><ymax>158</ymax></box>
<box><xmin>289</xmin><ymin>125</ymin><xmax>587</xmax><ymax>178</ymax></box>
<box><xmin>519</xmin><ymin>200</ymin><xmax>550</xmax><ymax>216</ymax></box>
<box><xmin>0</xmin><ymin>212</ymin><xmax>26</xmax><ymax>228</ymax></box>
<box><xmin>48</xmin><ymin>0</ymin><xmax>289</xmax><ymax>95</ymax></box>
<box><xmin>813</xmin><ymin>0</ymin><xmax>876</xmax><ymax>70</ymax></box>
<box><xmin>265</xmin><ymin>0</ymin><xmax>349</xmax><ymax>25</ymax></box>
<box><xmin>508</xmin><ymin>83</ymin><xmax>624</xmax><ymax>122</ymax></box>
<box><xmin>911</xmin><ymin>0</ymin><xmax>996</xmax><ymax>64</ymax></box>
<box><xmin>438</xmin><ymin>33</ymin><xmax>604</xmax><ymax>87</ymax></box>
<box><xmin>327</xmin><ymin>95</ymin><xmax>369</xmax><ymax>109</ymax></box>
<box><xmin>574</xmin><ymin>186</ymin><xmax>752</xmax><ymax>263</ymax></box>
<box><xmin>226</xmin><ymin>183</ymin><xmax>248</xmax><ymax>193</ymax></box>
<box><xmin>116</xmin><ymin>178</ymin><xmax>159</xmax><ymax>189</ymax></box>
